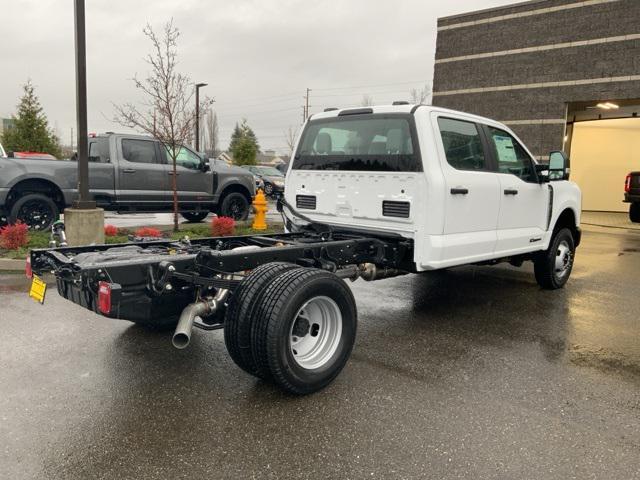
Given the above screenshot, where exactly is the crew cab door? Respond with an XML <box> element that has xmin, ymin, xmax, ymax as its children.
<box><xmin>87</xmin><ymin>137</ymin><xmax>116</xmax><ymax>205</ymax></box>
<box><xmin>116</xmin><ymin>137</ymin><xmax>169</xmax><ymax>204</ymax></box>
<box><xmin>435</xmin><ymin>116</ymin><xmax>500</xmax><ymax>264</ymax></box>
<box><xmin>163</xmin><ymin>145</ymin><xmax>214</xmax><ymax>203</ymax></box>
<box><xmin>483</xmin><ymin>126</ymin><xmax>549</xmax><ymax>255</ymax></box>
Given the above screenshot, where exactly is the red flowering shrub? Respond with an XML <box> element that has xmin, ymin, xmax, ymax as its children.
<box><xmin>134</xmin><ymin>227</ymin><xmax>162</xmax><ymax>238</ymax></box>
<box><xmin>211</xmin><ymin>216</ymin><xmax>236</xmax><ymax>237</ymax></box>
<box><xmin>104</xmin><ymin>224</ymin><xmax>119</xmax><ymax>237</ymax></box>
<box><xmin>0</xmin><ymin>222</ymin><xmax>29</xmax><ymax>250</ymax></box>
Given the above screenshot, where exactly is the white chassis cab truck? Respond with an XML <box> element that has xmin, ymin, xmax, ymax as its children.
<box><xmin>30</xmin><ymin>104</ymin><xmax>581</xmax><ymax>395</ymax></box>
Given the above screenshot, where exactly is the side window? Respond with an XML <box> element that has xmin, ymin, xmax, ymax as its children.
<box><xmin>487</xmin><ymin>127</ymin><xmax>535</xmax><ymax>182</ymax></box>
<box><xmin>88</xmin><ymin>138</ymin><xmax>110</xmax><ymax>163</ymax></box>
<box><xmin>121</xmin><ymin>139</ymin><xmax>158</xmax><ymax>164</ymax></box>
<box><xmin>437</xmin><ymin>117</ymin><xmax>486</xmax><ymax>171</ymax></box>
<box><xmin>165</xmin><ymin>145</ymin><xmax>201</xmax><ymax>170</ymax></box>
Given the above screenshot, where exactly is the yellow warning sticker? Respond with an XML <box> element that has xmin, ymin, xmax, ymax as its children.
<box><xmin>29</xmin><ymin>275</ymin><xmax>47</xmax><ymax>304</ymax></box>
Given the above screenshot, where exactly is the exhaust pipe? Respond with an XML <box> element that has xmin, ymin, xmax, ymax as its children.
<box><xmin>172</xmin><ymin>287</ymin><xmax>230</xmax><ymax>349</ymax></box>
<box><xmin>172</xmin><ymin>301</ymin><xmax>211</xmax><ymax>349</ymax></box>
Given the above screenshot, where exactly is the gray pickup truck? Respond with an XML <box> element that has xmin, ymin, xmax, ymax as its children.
<box><xmin>0</xmin><ymin>133</ymin><xmax>255</xmax><ymax>229</ymax></box>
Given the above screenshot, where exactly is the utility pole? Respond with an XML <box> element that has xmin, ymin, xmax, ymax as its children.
<box><xmin>73</xmin><ymin>0</ymin><xmax>94</xmax><ymax>209</ymax></box>
<box><xmin>195</xmin><ymin>82</ymin><xmax>207</xmax><ymax>151</ymax></box>
<box><xmin>304</xmin><ymin>88</ymin><xmax>311</xmax><ymax>121</ymax></box>
<box><xmin>70</xmin><ymin>127</ymin><xmax>73</xmax><ymax>150</ymax></box>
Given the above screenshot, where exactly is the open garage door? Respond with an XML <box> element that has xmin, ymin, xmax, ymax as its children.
<box><xmin>570</xmin><ymin>118</ymin><xmax>640</xmax><ymax>212</ymax></box>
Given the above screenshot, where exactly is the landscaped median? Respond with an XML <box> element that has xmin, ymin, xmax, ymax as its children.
<box><xmin>0</xmin><ymin>218</ymin><xmax>284</xmax><ymax>270</ymax></box>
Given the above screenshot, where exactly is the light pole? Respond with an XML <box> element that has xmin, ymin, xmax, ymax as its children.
<box><xmin>195</xmin><ymin>82</ymin><xmax>207</xmax><ymax>152</ymax></box>
<box><xmin>73</xmin><ymin>0</ymin><xmax>94</xmax><ymax>209</ymax></box>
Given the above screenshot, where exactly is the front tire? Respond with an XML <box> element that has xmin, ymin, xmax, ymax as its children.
<box><xmin>9</xmin><ymin>193</ymin><xmax>59</xmax><ymax>231</ymax></box>
<box><xmin>217</xmin><ymin>192</ymin><xmax>249</xmax><ymax>221</ymax></box>
<box><xmin>181</xmin><ymin>211</ymin><xmax>209</xmax><ymax>223</ymax></box>
<box><xmin>534</xmin><ymin>228</ymin><xmax>575</xmax><ymax>290</ymax></box>
<box><xmin>630</xmin><ymin>202</ymin><xmax>640</xmax><ymax>223</ymax></box>
<box><xmin>251</xmin><ymin>268</ymin><xmax>357</xmax><ymax>395</ymax></box>
<box><xmin>264</xmin><ymin>183</ymin><xmax>274</xmax><ymax>196</ymax></box>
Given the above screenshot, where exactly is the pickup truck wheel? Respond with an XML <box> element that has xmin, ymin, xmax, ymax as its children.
<box><xmin>218</xmin><ymin>192</ymin><xmax>249</xmax><ymax>221</ymax></box>
<box><xmin>224</xmin><ymin>262</ymin><xmax>298</xmax><ymax>377</ymax></box>
<box><xmin>9</xmin><ymin>193</ymin><xmax>59</xmax><ymax>231</ymax></box>
<box><xmin>181</xmin><ymin>211</ymin><xmax>209</xmax><ymax>223</ymax></box>
<box><xmin>630</xmin><ymin>202</ymin><xmax>640</xmax><ymax>223</ymax></box>
<box><xmin>251</xmin><ymin>268</ymin><xmax>357</xmax><ymax>395</ymax></box>
<box><xmin>534</xmin><ymin>228</ymin><xmax>575</xmax><ymax>290</ymax></box>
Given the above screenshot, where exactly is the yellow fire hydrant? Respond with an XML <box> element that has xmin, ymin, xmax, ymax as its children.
<box><xmin>252</xmin><ymin>189</ymin><xmax>268</xmax><ymax>230</ymax></box>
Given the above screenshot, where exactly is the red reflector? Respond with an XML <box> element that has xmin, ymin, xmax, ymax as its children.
<box><xmin>25</xmin><ymin>257</ymin><xmax>33</xmax><ymax>279</ymax></box>
<box><xmin>98</xmin><ymin>281</ymin><xmax>112</xmax><ymax>315</ymax></box>
<box><xmin>625</xmin><ymin>174</ymin><xmax>631</xmax><ymax>193</ymax></box>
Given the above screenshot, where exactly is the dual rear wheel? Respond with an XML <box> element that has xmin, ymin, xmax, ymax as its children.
<box><xmin>224</xmin><ymin>264</ymin><xmax>357</xmax><ymax>395</ymax></box>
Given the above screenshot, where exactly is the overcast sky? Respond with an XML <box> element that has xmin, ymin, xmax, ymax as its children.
<box><xmin>1</xmin><ymin>0</ymin><xmax>516</xmax><ymax>154</ymax></box>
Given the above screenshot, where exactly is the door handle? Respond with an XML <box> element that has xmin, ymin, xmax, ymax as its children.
<box><xmin>168</xmin><ymin>171</ymin><xmax>180</xmax><ymax>176</ymax></box>
<box><xmin>450</xmin><ymin>188</ymin><xmax>469</xmax><ymax>195</ymax></box>
<box><xmin>504</xmin><ymin>189</ymin><xmax>519</xmax><ymax>195</ymax></box>
<box><xmin>122</xmin><ymin>168</ymin><xmax>136</xmax><ymax>173</ymax></box>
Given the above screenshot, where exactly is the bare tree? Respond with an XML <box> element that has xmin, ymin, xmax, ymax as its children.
<box><xmin>409</xmin><ymin>83</ymin><xmax>432</xmax><ymax>105</ymax></box>
<box><xmin>113</xmin><ymin>20</ymin><xmax>212</xmax><ymax>232</ymax></box>
<box><xmin>283</xmin><ymin>125</ymin><xmax>298</xmax><ymax>156</ymax></box>
<box><xmin>360</xmin><ymin>94</ymin><xmax>374</xmax><ymax>107</ymax></box>
<box><xmin>205</xmin><ymin>109</ymin><xmax>219</xmax><ymax>157</ymax></box>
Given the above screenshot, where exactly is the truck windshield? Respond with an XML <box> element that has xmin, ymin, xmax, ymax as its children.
<box><xmin>292</xmin><ymin>115</ymin><xmax>420</xmax><ymax>172</ymax></box>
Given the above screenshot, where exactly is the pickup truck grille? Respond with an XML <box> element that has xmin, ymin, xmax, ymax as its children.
<box><xmin>296</xmin><ymin>195</ymin><xmax>317</xmax><ymax>210</ymax></box>
<box><xmin>382</xmin><ymin>201</ymin><xmax>410</xmax><ymax>218</ymax></box>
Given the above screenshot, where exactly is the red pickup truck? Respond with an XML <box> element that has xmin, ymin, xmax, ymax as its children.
<box><xmin>624</xmin><ymin>172</ymin><xmax>640</xmax><ymax>222</ymax></box>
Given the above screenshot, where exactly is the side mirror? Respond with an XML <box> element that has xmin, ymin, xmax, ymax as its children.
<box><xmin>549</xmin><ymin>151</ymin><xmax>569</xmax><ymax>181</ymax></box>
<box><xmin>199</xmin><ymin>154</ymin><xmax>210</xmax><ymax>172</ymax></box>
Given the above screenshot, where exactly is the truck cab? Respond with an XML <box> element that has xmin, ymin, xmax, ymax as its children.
<box><xmin>286</xmin><ymin>104</ymin><xmax>581</xmax><ymax>283</ymax></box>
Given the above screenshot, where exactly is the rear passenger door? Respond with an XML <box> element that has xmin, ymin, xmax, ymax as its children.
<box><xmin>484</xmin><ymin>126</ymin><xmax>549</xmax><ymax>255</ymax></box>
<box><xmin>116</xmin><ymin>138</ymin><xmax>169</xmax><ymax>204</ymax></box>
<box><xmin>435</xmin><ymin>116</ymin><xmax>500</xmax><ymax>264</ymax></box>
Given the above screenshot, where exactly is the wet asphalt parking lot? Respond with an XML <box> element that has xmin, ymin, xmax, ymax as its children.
<box><xmin>1</xmin><ymin>227</ymin><xmax>639</xmax><ymax>479</ymax></box>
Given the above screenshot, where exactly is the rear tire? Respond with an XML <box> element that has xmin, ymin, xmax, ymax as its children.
<box><xmin>534</xmin><ymin>228</ymin><xmax>575</xmax><ymax>290</ymax></box>
<box><xmin>251</xmin><ymin>268</ymin><xmax>357</xmax><ymax>395</ymax></box>
<box><xmin>224</xmin><ymin>262</ymin><xmax>298</xmax><ymax>377</ymax></box>
<box><xmin>217</xmin><ymin>192</ymin><xmax>249</xmax><ymax>221</ymax></box>
<box><xmin>9</xmin><ymin>193</ymin><xmax>59</xmax><ymax>231</ymax></box>
<box><xmin>630</xmin><ymin>202</ymin><xmax>640</xmax><ymax>223</ymax></box>
<box><xmin>181</xmin><ymin>211</ymin><xmax>209</xmax><ymax>223</ymax></box>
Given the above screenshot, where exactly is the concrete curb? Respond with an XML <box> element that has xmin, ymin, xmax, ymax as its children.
<box><xmin>0</xmin><ymin>258</ymin><xmax>25</xmax><ymax>271</ymax></box>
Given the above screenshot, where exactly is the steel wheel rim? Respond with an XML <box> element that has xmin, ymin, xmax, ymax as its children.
<box><xmin>227</xmin><ymin>198</ymin><xmax>245</xmax><ymax>220</ymax></box>
<box><xmin>265</xmin><ymin>183</ymin><xmax>273</xmax><ymax>195</ymax></box>
<box><xmin>18</xmin><ymin>200</ymin><xmax>54</xmax><ymax>230</ymax></box>
<box><xmin>289</xmin><ymin>296</ymin><xmax>343</xmax><ymax>370</ymax></box>
<box><xmin>554</xmin><ymin>240</ymin><xmax>572</xmax><ymax>279</ymax></box>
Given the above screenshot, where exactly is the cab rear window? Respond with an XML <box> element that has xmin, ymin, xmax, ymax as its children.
<box><xmin>292</xmin><ymin>115</ymin><xmax>420</xmax><ymax>172</ymax></box>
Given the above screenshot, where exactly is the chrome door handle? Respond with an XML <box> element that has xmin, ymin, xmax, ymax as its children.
<box><xmin>168</xmin><ymin>171</ymin><xmax>180</xmax><ymax>175</ymax></box>
<box><xmin>504</xmin><ymin>189</ymin><xmax>519</xmax><ymax>195</ymax></box>
<box><xmin>122</xmin><ymin>168</ymin><xmax>136</xmax><ymax>173</ymax></box>
<box><xmin>450</xmin><ymin>188</ymin><xmax>469</xmax><ymax>195</ymax></box>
